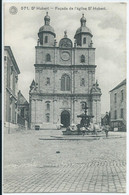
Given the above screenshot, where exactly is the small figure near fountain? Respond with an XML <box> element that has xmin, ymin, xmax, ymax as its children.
<box><xmin>62</xmin><ymin>102</ymin><xmax>102</xmax><ymax>135</ymax></box>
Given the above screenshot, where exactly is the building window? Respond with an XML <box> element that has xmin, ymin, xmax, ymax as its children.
<box><xmin>10</xmin><ymin>65</ymin><xmax>13</xmax><ymax>74</ymax></box>
<box><xmin>46</xmin><ymin>54</ymin><xmax>51</xmax><ymax>62</ymax></box>
<box><xmin>46</xmin><ymin>114</ymin><xmax>50</xmax><ymax>123</ymax></box>
<box><xmin>81</xmin><ymin>55</ymin><xmax>85</xmax><ymax>63</ymax></box>
<box><xmin>121</xmin><ymin>90</ymin><xmax>124</xmax><ymax>102</ymax></box>
<box><xmin>114</xmin><ymin>110</ymin><xmax>117</xmax><ymax>119</ymax></box>
<box><xmin>45</xmin><ymin>36</ymin><xmax>48</xmax><ymax>43</ymax></box>
<box><xmin>80</xmin><ymin>78</ymin><xmax>85</xmax><ymax>86</ymax></box>
<box><xmin>114</xmin><ymin>93</ymin><xmax>117</xmax><ymax>103</ymax></box>
<box><xmin>83</xmin><ymin>37</ymin><xmax>86</xmax><ymax>44</ymax></box>
<box><xmin>61</xmin><ymin>74</ymin><xmax>70</xmax><ymax>91</ymax></box>
<box><xmin>13</xmin><ymin>74</ymin><xmax>15</xmax><ymax>94</ymax></box>
<box><xmin>46</xmin><ymin>103</ymin><xmax>50</xmax><ymax>111</ymax></box>
<box><xmin>120</xmin><ymin>108</ymin><xmax>124</xmax><ymax>118</ymax></box>
<box><xmin>46</xmin><ymin>77</ymin><xmax>50</xmax><ymax>85</ymax></box>
<box><xmin>81</xmin><ymin>103</ymin><xmax>85</xmax><ymax>110</ymax></box>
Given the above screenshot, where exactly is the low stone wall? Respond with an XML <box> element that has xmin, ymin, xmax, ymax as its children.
<box><xmin>31</xmin><ymin>123</ymin><xmax>59</xmax><ymax>130</ymax></box>
<box><xmin>4</xmin><ymin>122</ymin><xmax>27</xmax><ymax>134</ymax></box>
<box><xmin>4</xmin><ymin>122</ymin><xmax>19</xmax><ymax>134</ymax></box>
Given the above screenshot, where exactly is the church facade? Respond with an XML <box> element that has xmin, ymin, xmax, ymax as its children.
<box><xmin>29</xmin><ymin>13</ymin><xmax>102</xmax><ymax>129</ymax></box>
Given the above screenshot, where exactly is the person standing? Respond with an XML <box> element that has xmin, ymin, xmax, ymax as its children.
<box><xmin>104</xmin><ymin>112</ymin><xmax>110</xmax><ymax>138</ymax></box>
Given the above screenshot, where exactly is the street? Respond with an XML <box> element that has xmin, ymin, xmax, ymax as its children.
<box><xmin>3</xmin><ymin>129</ymin><xmax>126</xmax><ymax>193</ymax></box>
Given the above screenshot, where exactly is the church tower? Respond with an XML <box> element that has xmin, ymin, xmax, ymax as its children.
<box><xmin>74</xmin><ymin>14</ymin><xmax>93</xmax><ymax>48</ymax></box>
<box><xmin>29</xmin><ymin>13</ymin><xmax>102</xmax><ymax>129</ymax></box>
<box><xmin>38</xmin><ymin>12</ymin><xmax>56</xmax><ymax>47</ymax></box>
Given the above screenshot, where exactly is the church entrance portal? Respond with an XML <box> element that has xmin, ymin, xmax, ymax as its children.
<box><xmin>61</xmin><ymin>111</ymin><xmax>70</xmax><ymax>127</ymax></box>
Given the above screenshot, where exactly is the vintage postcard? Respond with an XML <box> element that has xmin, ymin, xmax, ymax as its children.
<box><xmin>3</xmin><ymin>1</ymin><xmax>127</xmax><ymax>194</ymax></box>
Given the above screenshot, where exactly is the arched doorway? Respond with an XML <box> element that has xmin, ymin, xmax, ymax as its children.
<box><xmin>61</xmin><ymin>110</ymin><xmax>70</xmax><ymax>127</ymax></box>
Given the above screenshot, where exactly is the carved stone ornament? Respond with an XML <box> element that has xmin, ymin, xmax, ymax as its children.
<box><xmin>30</xmin><ymin>82</ymin><xmax>38</xmax><ymax>93</ymax></box>
<box><xmin>90</xmin><ymin>81</ymin><xmax>101</xmax><ymax>94</ymax></box>
<box><xmin>62</xmin><ymin>100</ymin><xmax>69</xmax><ymax>107</ymax></box>
<box><xmin>59</xmin><ymin>38</ymin><xmax>72</xmax><ymax>48</ymax></box>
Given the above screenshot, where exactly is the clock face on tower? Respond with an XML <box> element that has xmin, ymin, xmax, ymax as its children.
<box><xmin>61</xmin><ymin>51</ymin><xmax>70</xmax><ymax>61</ymax></box>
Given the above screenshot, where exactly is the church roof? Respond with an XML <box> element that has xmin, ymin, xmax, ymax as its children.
<box><xmin>75</xmin><ymin>26</ymin><xmax>92</xmax><ymax>37</ymax></box>
<box><xmin>110</xmin><ymin>79</ymin><xmax>126</xmax><ymax>92</ymax></box>
<box><xmin>44</xmin><ymin>12</ymin><xmax>50</xmax><ymax>21</ymax></box>
<box><xmin>80</xmin><ymin>14</ymin><xmax>86</xmax><ymax>23</ymax></box>
<box><xmin>74</xmin><ymin>14</ymin><xmax>92</xmax><ymax>38</ymax></box>
<box><xmin>38</xmin><ymin>12</ymin><xmax>56</xmax><ymax>37</ymax></box>
<box><xmin>39</xmin><ymin>25</ymin><xmax>55</xmax><ymax>35</ymax></box>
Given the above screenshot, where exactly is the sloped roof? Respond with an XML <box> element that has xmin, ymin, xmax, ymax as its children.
<box><xmin>18</xmin><ymin>91</ymin><xmax>29</xmax><ymax>105</ymax></box>
<box><xmin>30</xmin><ymin>79</ymin><xmax>35</xmax><ymax>87</ymax></box>
<box><xmin>75</xmin><ymin>26</ymin><xmax>92</xmax><ymax>37</ymax></box>
<box><xmin>110</xmin><ymin>79</ymin><xmax>126</xmax><ymax>92</ymax></box>
<box><xmin>39</xmin><ymin>25</ymin><xmax>55</xmax><ymax>34</ymax></box>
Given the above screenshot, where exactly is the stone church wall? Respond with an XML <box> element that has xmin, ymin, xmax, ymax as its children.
<box><xmin>74</xmin><ymin>49</ymin><xmax>89</xmax><ymax>65</ymax></box>
<box><xmin>36</xmin><ymin>47</ymin><xmax>55</xmax><ymax>64</ymax></box>
<box><xmin>29</xmin><ymin>13</ymin><xmax>102</xmax><ymax>130</ymax></box>
<box><xmin>30</xmin><ymin>95</ymin><xmax>94</xmax><ymax>129</ymax></box>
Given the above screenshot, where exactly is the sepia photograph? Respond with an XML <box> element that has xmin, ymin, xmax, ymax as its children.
<box><xmin>3</xmin><ymin>1</ymin><xmax>127</xmax><ymax>194</ymax></box>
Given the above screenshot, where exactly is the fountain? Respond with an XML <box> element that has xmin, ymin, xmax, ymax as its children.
<box><xmin>77</xmin><ymin>102</ymin><xmax>94</xmax><ymax>127</ymax></box>
<box><xmin>62</xmin><ymin>102</ymin><xmax>97</xmax><ymax>135</ymax></box>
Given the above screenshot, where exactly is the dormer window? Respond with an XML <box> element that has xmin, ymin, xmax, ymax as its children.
<box><xmin>46</xmin><ymin>54</ymin><xmax>51</xmax><ymax>62</ymax></box>
<box><xmin>45</xmin><ymin>36</ymin><xmax>48</xmax><ymax>43</ymax></box>
<box><xmin>83</xmin><ymin>37</ymin><xmax>86</xmax><ymax>44</ymax></box>
<box><xmin>81</xmin><ymin>55</ymin><xmax>85</xmax><ymax>63</ymax></box>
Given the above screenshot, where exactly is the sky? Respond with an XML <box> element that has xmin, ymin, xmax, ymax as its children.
<box><xmin>4</xmin><ymin>2</ymin><xmax>127</xmax><ymax>114</ymax></box>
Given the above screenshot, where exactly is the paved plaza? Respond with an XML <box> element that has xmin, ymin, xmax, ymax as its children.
<box><xmin>3</xmin><ymin>129</ymin><xmax>126</xmax><ymax>193</ymax></box>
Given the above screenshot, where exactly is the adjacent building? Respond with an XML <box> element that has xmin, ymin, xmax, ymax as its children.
<box><xmin>110</xmin><ymin>79</ymin><xmax>126</xmax><ymax>131</ymax></box>
<box><xmin>101</xmin><ymin>112</ymin><xmax>110</xmax><ymax>126</ymax></box>
<box><xmin>29</xmin><ymin>13</ymin><xmax>102</xmax><ymax>129</ymax></box>
<box><xmin>17</xmin><ymin>90</ymin><xmax>29</xmax><ymax>129</ymax></box>
<box><xmin>4</xmin><ymin>46</ymin><xmax>20</xmax><ymax>132</ymax></box>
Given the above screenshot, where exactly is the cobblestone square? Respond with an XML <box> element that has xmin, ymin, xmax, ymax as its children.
<box><xmin>3</xmin><ymin>130</ymin><xmax>126</xmax><ymax>193</ymax></box>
